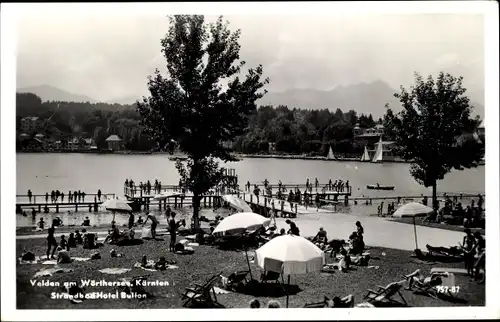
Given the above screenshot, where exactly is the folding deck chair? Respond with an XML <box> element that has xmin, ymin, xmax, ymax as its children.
<box><xmin>182</xmin><ymin>272</ymin><xmax>224</xmax><ymax>308</ymax></box>
<box><xmin>260</xmin><ymin>270</ymin><xmax>281</xmax><ymax>283</ymax></box>
<box><xmin>363</xmin><ymin>281</ymin><xmax>408</xmax><ymax>307</ymax></box>
<box><xmin>404</xmin><ymin>272</ymin><xmax>457</xmax><ymax>300</ymax></box>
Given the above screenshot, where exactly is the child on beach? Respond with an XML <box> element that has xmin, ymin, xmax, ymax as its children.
<box><xmin>67</xmin><ymin>233</ymin><xmax>76</xmax><ymax>250</ymax></box>
<box><xmin>38</xmin><ymin>218</ymin><xmax>45</xmax><ymax>230</ymax></box>
<box><xmin>60</xmin><ymin>235</ymin><xmax>68</xmax><ymax>249</ymax></box>
<box><xmin>75</xmin><ymin>230</ymin><xmax>83</xmax><ymax>244</ymax></box>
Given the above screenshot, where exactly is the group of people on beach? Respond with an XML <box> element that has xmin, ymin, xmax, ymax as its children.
<box><xmin>421</xmin><ymin>194</ymin><xmax>485</xmax><ymax>228</ymax></box>
<box><xmin>26</xmin><ymin>189</ymin><xmax>104</xmax><ymax>204</ymax></box>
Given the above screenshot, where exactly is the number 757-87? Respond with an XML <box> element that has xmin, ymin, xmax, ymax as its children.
<box><xmin>436</xmin><ymin>286</ymin><xmax>460</xmax><ymax>293</ymax></box>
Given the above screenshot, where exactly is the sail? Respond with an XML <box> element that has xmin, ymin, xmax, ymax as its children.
<box><xmin>360</xmin><ymin>146</ymin><xmax>370</xmax><ymax>161</ymax></box>
<box><xmin>372</xmin><ymin>137</ymin><xmax>384</xmax><ymax>163</ymax></box>
<box><xmin>327</xmin><ymin>146</ymin><xmax>335</xmax><ymax>160</ymax></box>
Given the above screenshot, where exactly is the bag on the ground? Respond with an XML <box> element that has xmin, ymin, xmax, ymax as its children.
<box><xmin>141</xmin><ymin>226</ymin><xmax>153</xmax><ymax>239</ymax></box>
<box><xmin>21</xmin><ymin>251</ymin><xmax>36</xmax><ymax>261</ymax></box>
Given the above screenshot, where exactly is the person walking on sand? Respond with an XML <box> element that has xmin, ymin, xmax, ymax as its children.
<box><xmin>168</xmin><ymin>212</ymin><xmax>178</xmax><ymax>252</ymax></box>
<box><xmin>143</xmin><ymin>212</ymin><xmax>158</xmax><ymax>239</ymax></box>
<box><xmin>128</xmin><ymin>212</ymin><xmax>135</xmax><ymax>230</ymax></box>
<box><xmin>28</xmin><ymin>190</ymin><xmax>32</xmax><ymax>203</ymax></box>
<box><xmin>46</xmin><ymin>223</ymin><xmax>58</xmax><ymax>259</ymax></box>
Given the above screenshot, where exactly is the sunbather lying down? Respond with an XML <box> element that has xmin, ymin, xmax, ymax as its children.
<box><xmin>425</xmin><ymin>244</ymin><xmax>463</xmax><ymax>257</ymax></box>
<box><xmin>174</xmin><ymin>243</ymin><xmax>194</xmax><ymax>255</ymax></box>
<box><xmin>324</xmin><ymin>295</ymin><xmax>354</xmax><ymax>308</ymax></box>
<box><xmin>403</xmin><ymin>269</ymin><xmax>445</xmax><ymax>290</ymax></box>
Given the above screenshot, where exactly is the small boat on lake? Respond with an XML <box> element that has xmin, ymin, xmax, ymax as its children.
<box><xmin>366</xmin><ymin>184</ymin><xmax>395</xmax><ymax>191</ymax></box>
<box><xmin>168</xmin><ymin>156</ymin><xmax>188</xmax><ymax>161</ymax></box>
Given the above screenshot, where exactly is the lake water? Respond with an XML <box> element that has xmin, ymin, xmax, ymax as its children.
<box><xmin>15</xmin><ymin>153</ymin><xmax>485</xmax><ymax>249</ymax></box>
<box><xmin>16</xmin><ymin>153</ymin><xmax>485</xmax><ymax>198</ymax></box>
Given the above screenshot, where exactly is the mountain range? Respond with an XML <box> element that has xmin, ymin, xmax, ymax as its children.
<box><xmin>17</xmin><ymin>81</ymin><xmax>484</xmax><ymax>118</ymax></box>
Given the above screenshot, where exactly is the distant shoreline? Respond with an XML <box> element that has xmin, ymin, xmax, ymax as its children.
<box><xmin>14</xmin><ymin>151</ymin><xmax>486</xmax><ymax>165</ymax></box>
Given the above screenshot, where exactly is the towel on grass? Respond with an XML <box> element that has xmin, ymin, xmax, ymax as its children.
<box><xmin>98</xmin><ymin>268</ymin><xmax>131</xmax><ymax>275</ymax></box>
<box><xmin>187</xmin><ymin>243</ymin><xmax>200</xmax><ymax>247</ymax></box>
<box><xmin>213</xmin><ymin>286</ymin><xmax>231</xmax><ymax>294</ymax></box>
<box><xmin>73</xmin><ymin>257</ymin><xmax>91</xmax><ymax>262</ymax></box>
<box><xmin>34</xmin><ymin>267</ymin><xmax>73</xmax><ymax>278</ymax></box>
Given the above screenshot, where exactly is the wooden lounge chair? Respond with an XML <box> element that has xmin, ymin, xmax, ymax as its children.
<box><xmin>260</xmin><ymin>270</ymin><xmax>280</xmax><ymax>283</ymax></box>
<box><xmin>364</xmin><ymin>281</ymin><xmax>407</xmax><ymax>307</ymax></box>
<box><xmin>405</xmin><ymin>272</ymin><xmax>456</xmax><ymax>300</ymax></box>
<box><xmin>182</xmin><ymin>272</ymin><xmax>223</xmax><ymax>308</ymax></box>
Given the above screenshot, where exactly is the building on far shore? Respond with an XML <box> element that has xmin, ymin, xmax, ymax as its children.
<box><xmin>20</xmin><ymin>116</ymin><xmax>44</xmax><ymax>133</ymax></box>
<box><xmin>106</xmin><ymin>134</ymin><xmax>123</xmax><ymax>151</ymax></box>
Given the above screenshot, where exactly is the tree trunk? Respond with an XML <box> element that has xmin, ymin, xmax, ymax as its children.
<box><xmin>432</xmin><ymin>180</ymin><xmax>438</xmax><ymax>211</ymax></box>
<box><xmin>192</xmin><ymin>192</ymin><xmax>201</xmax><ymax>231</ymax></box>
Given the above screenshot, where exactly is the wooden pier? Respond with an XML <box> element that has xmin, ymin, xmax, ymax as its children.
<box><xmin>237</xmin><ymin>192</ymin><xmax>335</xmax><ymax>218</ymax></box>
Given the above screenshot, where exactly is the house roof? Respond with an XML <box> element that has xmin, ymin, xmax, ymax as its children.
<box><xmin>19</xmin><ymin>133</ymin><xmax>30</xmax><ymax>137</ymax></box>
<box><xmin>22</xmin><ymin>116</ymin><xmax>40</xmax><ymax>121</ymax></box>
<box><xmin>106</xmin><ymin>135</ymin><xmax>122</xmax><ymax>142</ymax></box>
<box><xmin>375</xmin><ymin>124</ymin><xmax>384</xmax><ymax>129</ymax></box>
<box><xmin>35</xmin><ymin>133</ymin><xmax>44</xmax><ymax>138</ymax></box>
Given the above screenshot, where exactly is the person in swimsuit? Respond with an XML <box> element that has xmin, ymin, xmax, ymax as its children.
<box><xmin>46</xmin><ymin>224</ymin><xmax>58</xmax><ymax>259</ymax></box>
<box><xmin>168</xmin><ymin>212</ymin><xmax>178</xmax><ymax>252</ymax></box>
<box><xmin>143</xmin><ymin>212</ymin><xmax>159</xmax><ymax>239</ymax></box>
<box><xmin>461</xmin><ymin>228</ymin><xmax>476</xmax><ymax>276</ymax></box>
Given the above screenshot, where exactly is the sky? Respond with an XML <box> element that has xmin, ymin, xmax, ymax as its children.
<box><xmin>15</xmin><ymin>11</ymin><xmax>485</xmax><ymax>104</ymax></box>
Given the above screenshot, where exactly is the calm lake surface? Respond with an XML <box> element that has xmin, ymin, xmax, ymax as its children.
<box><xmin>15</xmin><ymin>153</ymin><xmax>484</xmax><ymax>228</ymax></box>
<box><xmin>16</xmin><ymin>153</ymin><xmax>485</xmax><ymax>197</ymax></box>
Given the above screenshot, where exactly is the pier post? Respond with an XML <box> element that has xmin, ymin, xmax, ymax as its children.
<box><xmin>38</xmin><ymin>205</ymin><xmax>41</xmax><ymax>212</ymax></box>
<box><xmin>204</xmin><ymin>196</ymin><xmax>207</xmax><ymax>208</ymax></box>
<box><xmin>56</xmin><ymin>204</ymin><xmax>59</xmax><ymax>213</ymax></box>
<box><xmin>295</xmin><ymin>204</ymin><xmax>298</xmax><ymax>217</ymax></box>
<box><xmin>75</xmin><ymin>204</ymin><xmax>78</xmax><ymax>212</ymax></box>
<box><xmin>344</xmin><ymin>195</ymin><xmax>348</xmax><ymax>206</ymax></box>
<box><xmin>89</xmin><ymin>204</ymin><xmax>92</xmax><ymax>212</ymax></box>
<box><xmin>174</xmin><ymin>197</ymin><xmax>178</xmax><ymax>209</ymax></box>
<box><xmin>159</xmin><ymin>200</ymin><xmax>162</xmax><ymax>211</ymax></box>
<box><xmin>94</xmin><ymin>203</ymin><xmax>98</xmax><ymax>212</ymax></box>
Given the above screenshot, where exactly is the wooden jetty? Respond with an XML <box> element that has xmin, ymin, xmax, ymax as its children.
<box><xmin>16</xmin><ymin>193</ymin><xmax>115</xmax><ymax>213</ymax></box>
<box><xmin>238</xmin><ymin>192</ymin><xmax>335</xmax><ymax>218</ymax></box>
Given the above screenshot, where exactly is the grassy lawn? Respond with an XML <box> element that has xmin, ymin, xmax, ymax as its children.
<box><xmin>16</xmin><ymin>236</ymin><xmax>484</xmax><ymax>309</ymax></box>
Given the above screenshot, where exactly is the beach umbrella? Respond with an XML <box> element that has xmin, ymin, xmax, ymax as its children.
<box><xmin>213</xmin><ymin>212</ymin><xmax>271</xmax><ymax>236</ymax></box>
<box><xmin>102</xmin><ymin>199</ymin><xmax>133</xmax><ymax>223</ymax></box>
<box><xmin>153</xmin><ymin>192</ymin><xmax>184</xmax><ymax>201</ymax></box>
<box><xmin>393</xmin><ymin>202</ymin><xmax>434</xmax><ymax>250</ymax></box>
<box><xmin>213</xmin><ymin>212</ymin><xmax>271</xmax><ymax>279</ymax></box>
<box><xmin>255</xmin><ymin>234</ymin><xmax>325</xmax><ymax>307</ymax></box>
<box><xmin>221</xmin><ymin>195</ymin><xmax>253</xmax><ymax>213</ymax></box>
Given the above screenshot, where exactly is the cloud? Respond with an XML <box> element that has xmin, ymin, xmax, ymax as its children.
<box><xmin>15</xmin><ymin>13</ymin><xmax>484</xmax><ymax>104</ymax></box>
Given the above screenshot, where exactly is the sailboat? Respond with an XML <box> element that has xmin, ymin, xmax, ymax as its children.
<box><xmin>326</xmin><ymin>145</ymin><xmax>336</xmax><ymax>160</ymax></box>
<box><xmin>360</xmin><ymin>146</ymin><xmax>370</xmax><ymax>162</ymax></box>
<box><xmin>371</xmin><ymin>136</ymin><xmax>384</xmax><ymax>163</ymax></box>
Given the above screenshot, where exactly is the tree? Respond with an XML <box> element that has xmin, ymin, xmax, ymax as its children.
<box><xmin>137</xmin><ymin>15</ymin><xmax>268</xmax><ymax>229</ymax></box>
<box><xmin>384</xmin><ymin>72</ymin><xmax>483</xmax><ymax>210</ymax></box>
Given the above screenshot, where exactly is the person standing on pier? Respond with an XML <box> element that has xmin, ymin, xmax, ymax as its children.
<box><xmin>125</xmin><ymin>179</ymin><xmax>129</xmax><ymax>188</ymax></box>
<box><xmin>56</xmin><ymin>190</ymin><xmax>60</xmax><ymax>202</ymax></box>
<box><xmin>97</xmin><ymin>189</ymin><xmax>102</xmax><ymax>201</ymax></box>
<box><xmin>288</xmin><ymin>190</ymin><xmax>294</xmax><ymax>209</ymax></box>
<box><xmin>46</xmin><ymin>223</ymin><xmax>58</xmax><ymax>259</ymax></box>
<box><xmin>68</xmin><ymin>191</ymin><xmax>72</xmax><ymax>203</ymax></box>
<box><xmin>246</xmin><ymin>181</ymin><xmax>251</xmax><ymax>192</ymax></box>
<box><xmin>60</xmin><ymin>192</ymin><xmax>64</xmax><ymax>202</ymax></box>
<box><xmin>50</xmin><ymin>190</ymin><xmax>55</xmax><ymax>203</ymax></box>
<box><xmin>315</xmin><ymin>178</ymin><xmax>319</xmax><ymax>190</ymax></box>
<box><xmin>28</xmin><ymin>190</ymin><xmax>32</xmax><ymax>203</ymax></box>
<box><xmin>158</xmin><ymin>181</ymin><xmax>162</xmax><ymax>194</ymax></box>
<box><xmin>306</xmin><ymin>179</ymin><xmax>310</xmax><ymax>190</ymax></box>
<box><xmin>253</xmin><ymin>185</ymin><xmax>261</xmax><ymax>204</ymax></box>
<box><xmin>73</xmin><ymin>191</ymin><xmax>78</xmax><ymax>202</ymax></box>
<box><xmin>328</xmin><ymin>178</ymin><xmax>332</xmax><ymax>190</ymax></box>
<box><xmin>278</xmin><ymin>180</ymin><xmax>282</xmax><ymax>192</ymax></box>
<box><xmin>82</xmin><ymin>191</ymin><xmax>86</xmax><ymax>202</ymax></box>
<box><xmin>346</xmin><ymin>180</ymin><xmax>350</xmax><ymax>193</ymax></box>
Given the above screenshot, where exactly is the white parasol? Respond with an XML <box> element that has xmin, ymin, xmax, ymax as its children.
<box><xmin>255</xmin><ymin>234</ymin><xmax>325</xmax><ymax>307</ymax></box>
<box><xmin>393</xmin><ymin>202</ymin><xmax>435</xmax><ymax>250</ymax></box>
